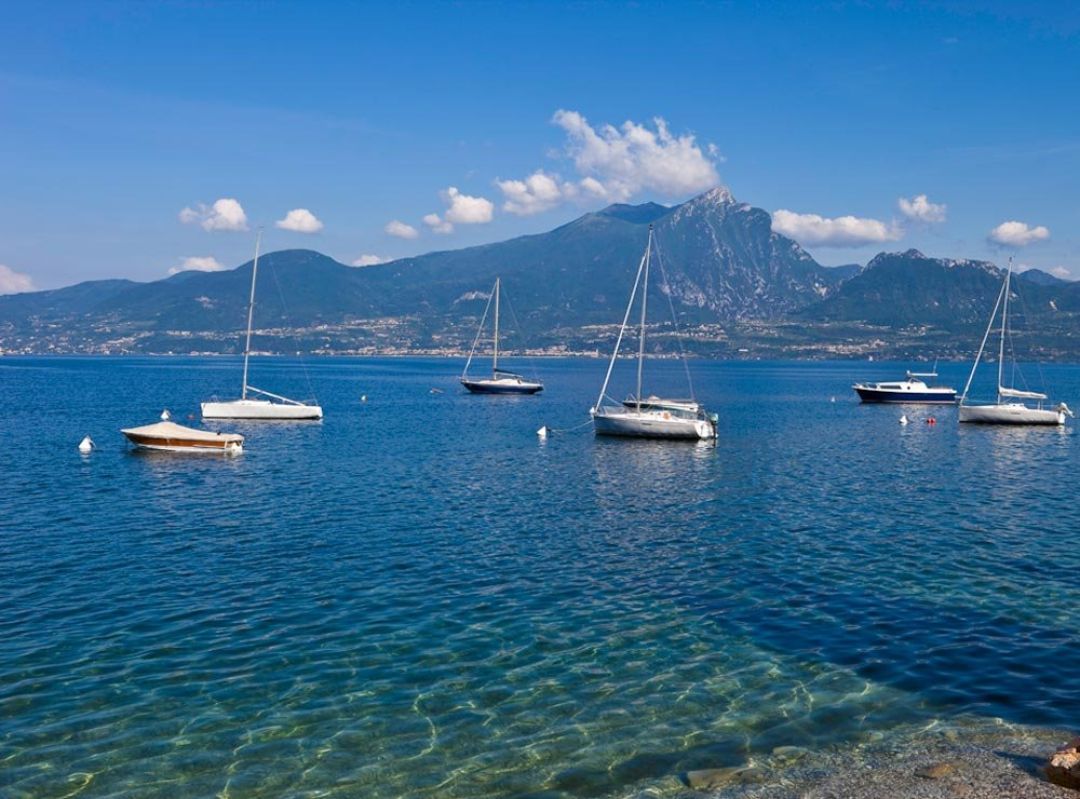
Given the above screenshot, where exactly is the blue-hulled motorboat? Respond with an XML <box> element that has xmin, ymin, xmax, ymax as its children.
<box><xmin>853</xmin><ymin>371</ymin><xmax>956</xmax><ymax>404</ymax></box>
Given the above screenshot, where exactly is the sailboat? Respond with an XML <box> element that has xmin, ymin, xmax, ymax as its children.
<box><xmin>201</xmin><ymin>231</ymin><xmax>324</xmax><ymax>420</ymax></box>
<box><xmin>590</xmin><ymin>225</ymin><xmax>718</xmax><ymax>440</ymax></box>
<box><xmin>958</xmin><ymin>257</ymin><xmax>1072</xmax><ymax>425</ymax></box>
<box><xmin>460</xmin><ymin>277</ymin><xmax>543</xmax><ymax>395</ymax></box>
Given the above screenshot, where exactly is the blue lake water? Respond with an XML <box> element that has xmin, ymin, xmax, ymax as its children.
<box><xmin>2</xmin><ymin>356</ymin><xmax>1078</xmax><ymax>798</ymax></box>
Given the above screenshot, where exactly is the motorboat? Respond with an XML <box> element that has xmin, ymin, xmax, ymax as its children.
<box><xmin>121</xmin><ymin>420</ymin><xmax>244</xmax><ymax>453</ymax></box>
<box><xmin>853</xmin><ymin>370</ymin><xmax>956</xmax><ymax>403</ymax></box>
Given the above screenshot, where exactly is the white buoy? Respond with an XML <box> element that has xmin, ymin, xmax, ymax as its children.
<box><xmin>78</xmin><ymin>435</ymin><xmax>94</xmax><ymax>454</ymax></box>
<box><xmin>899</xmin><ymin>414</ymin><xmax>909</xmax><ymax>426</ymax></box>
<box><xmin>160</xmin><ymin>409</ymin><xmax>171</xmax><ymax>421</ymax></box>
<box><xmin>537</xmin><ymin>426</ymin><xmax>549</xmax><ymax>439</ymax></box>
<box><xmin>361</xmin><ymin>395</ymin><xmax>367</xmax><ymax>402</ymax></box>
<box><xmin>830</xmin><ymin>396</ymin><xmax>836</xmax><ymax>403</ymax></box>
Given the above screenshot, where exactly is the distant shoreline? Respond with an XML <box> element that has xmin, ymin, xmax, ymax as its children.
<box><xmin>2</xmin><ymin>352</ymin><xmax>1078</xmax><ymax>366</ymax></box>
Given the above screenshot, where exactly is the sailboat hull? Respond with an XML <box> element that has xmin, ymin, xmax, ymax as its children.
<box><xmin>958</xmin><ymin>404</ymin><xmax>1065</xmax><ymax>425</ymax></box>
<box><xmin>592</xmin><ymin>408</ymin><xmax>716</xmax><ymax>440</ymax></box>
<box><xmin>460</xmin><ymin>377</ymin><xmax>543</xmax><ymax>395</ymax></box>
<box><xmin>201</xmin><ymin>399</ymin><xmax>323</xmax><ymax>420</ymax></box>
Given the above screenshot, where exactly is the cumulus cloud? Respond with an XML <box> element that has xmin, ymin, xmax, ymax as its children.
<box><xmin>0</xmin><ymin>264</ymin><xmax>34</xmax><ymax>294</ymax></box>
<box><xmin>579</xmin><ymin>176</ymin><xmax>608</xmax><ymax>199</ymax></box>
<box><xmin>897</xmin><ymin>194</ymin><xmax>947</xmax><ymax>223</ymax></box>
<box><xmin>351</xmin><ymin>254</ymin><xmax>385</xmax><ymax>267</ymax></box>
<box><xmin>551</xmin><ymin>109</ymin><xmax>721</xmax><ymax>201</ymax></box>
<box><xmin>988</xmin><ymin>220</ymin><xmax>1050</xmax><ymax>247</ymax></box>
<box><xmin>771</xmin><ymin>209</ymin><xmax>903</xmax><ymax>248</ymax></box>
<box><xmin>496</xmin><ymin>170</ymin><xmax>575</xmax><ymax>216</ymax></box>
<box><xmin>385</xmin><ymin>220</ymin><xmax>419</xmax><ymax>239</ymax></box>
<box><xmin>179</xmin><ymin>198</ymin><xmax>248</xmax><ymax>232</ymax></box>
<box><xmin>168</xmin><ymin>256</ymin><xmax>226</xmax><ymax>276</ymax></box>
<box><xmin>1051</xmin><ymin>265</ymin><xmax>1073</xmax><ymax>279</ymax></box>
<box><xmin>275</xmin><ymin>208</ymin><xmax>324</xmax><ymax>233</ymax></box>
<box><xmin>423</xmin><ymin>213</ymin><xmax>454</xmax><ymax>234</ymax></box>
<box><xmin>441</xmin><ymin>187</ymin><xmax>494</xmax><ymax>225</ymax></box>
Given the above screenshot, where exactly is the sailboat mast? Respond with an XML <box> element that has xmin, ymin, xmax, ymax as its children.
<box><xmin>493</xmin><ymin>277</ymin><xmax>500</xmax><ymax>374</ymax></box>
<box><xmin>636</xmin><ymin>226</ymin><xmax>652</xmax><ymax>408</ymax></box>
<box><xmin>240</xmin><ymin>229</ymin><xmax>262</xmax><ymax>400</ymax></box>
<box><xmin>997</xmin><ymin>257</ymin><xmax>1011</xmax><ymax>402</ymax></box>
<box><xmin>960</xmin><ymin>272</ymin><xmax>1007</xmax><ymax>404</ymax></box>
<box><xmin>594</xmin><ymin>240</ymin><xmax>648</xmax><ymax>412</ymax></box>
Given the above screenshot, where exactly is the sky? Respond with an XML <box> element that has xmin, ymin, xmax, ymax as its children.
<box><xmin>1</xmin><ymin>0</ymin><xmax>1079</xmax><ymax>292</ymax></box>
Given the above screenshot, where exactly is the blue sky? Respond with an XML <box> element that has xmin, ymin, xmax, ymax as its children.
<box><xmin>1</xmin><ymin>1</ymin><xmax>1078</xmax><ymax>291</ymax></box>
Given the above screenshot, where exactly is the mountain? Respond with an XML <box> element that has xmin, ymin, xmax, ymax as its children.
<box><xmin>0</xmin><ymin>188</ymin><xmax>848</xmax><ymax>353</ymax></box>
<box><xmin>799</xmin><ymin>249</ymin><xmax>1080</xmax><ymax>337</ymax></box>
<box><xmin>1019</xmin><ymin>268</ymin><xmax>1071</xmax><ymax>287</ymax></box>
<box><xmin>5</xmin><ymin>196</ymin><xmax>1080</xmax><ymax>358</ymax></box>
<box><xmin>826</xmin><ymin>263</ymin><xmax>862</xmax><ymax>282</ymax></box>
<box><xmin>800</xmin><ymin>250</ymin><xmax>1005</xmax><ymax>327</ymax></box>
<box><xmin>645</xmin><ymin>187</ymin><xmax>849</xmax><ymax>319</ymax></box>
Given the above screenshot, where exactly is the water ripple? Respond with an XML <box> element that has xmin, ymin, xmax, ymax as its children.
<box><xmin>1</xmin><ymin>357</ymin><xmax>1078</xmax><ymax>798</ymax></box>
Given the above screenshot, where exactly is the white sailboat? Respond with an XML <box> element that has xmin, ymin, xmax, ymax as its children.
<box><xmin>590</xmin><ymin>225</ymin><xmax>717</xmax><ymax>440</ymax></box>
<box><xmin>201</xmin><ymin>231</ymin><xmax>323</xmax><ymax>420</ymax></box>
<box><xmin>958</xmin><ymin>257</ymin><xmax>1071</xmax><ymax>425</ymax></box>
<box><xmin>460</xmin><ymin>277</ymin><xmax>543</xmax><ymax>395</ymax></box>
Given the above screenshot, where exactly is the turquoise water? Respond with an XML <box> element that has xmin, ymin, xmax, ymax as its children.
<box><xmin>1</xmin><ymin>356</ymin><xmax>1078</xmax><ymax>798</ymax></box>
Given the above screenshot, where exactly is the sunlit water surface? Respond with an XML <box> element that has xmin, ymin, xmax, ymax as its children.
<box><xmin>1</xmin><ymin>357</ymin><xmax>1078</xmax><ymax>798</ymax></box>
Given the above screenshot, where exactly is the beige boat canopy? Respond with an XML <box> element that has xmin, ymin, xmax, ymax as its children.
<box><xmin>120</xmin><ymin>421</ymin><xmax>244</xmax><ymax>443</ymax></box>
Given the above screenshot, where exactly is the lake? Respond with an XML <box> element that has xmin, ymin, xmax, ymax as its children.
<box><xmin>2</xmin><ymin>356</ymin><xmax>1078</xmax><ymax>798</ymax></box>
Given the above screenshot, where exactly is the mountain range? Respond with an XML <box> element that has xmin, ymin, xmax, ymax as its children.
<box><xmin>2</xmin><ymin>188</ymin><xmax>1078</xmax><ymax>359</ymax></box>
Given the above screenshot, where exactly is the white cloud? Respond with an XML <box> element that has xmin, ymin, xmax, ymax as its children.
<box><xmin>179</xmin><ymin>198</ymin><xmax>248</xmax><ymax>232</ymax></box>
<box><xmin>423</xmin><ymin>213</ymin><xmax>454</xmax><ymax>234</ymax></box>
<box><xmin>1051</xmin><ymin>265</ymin><xmax>1073</xmax><ymax>279</ymax></box>
<box><xmin>441</xmin><ymin>187</ymin><xmax>494</xmax><ymax>225</ymax></box>
<box><xmin>168</xmin><ymin>256</ymin><xmax>226</xmax><ymax>276</ymax></box>
<box><xmin>275</xmin><ymin>208</ymin><xmax>324</xmax><ymax>233</ymax></box>
<box><xmin>771</xmin><ymin>209</ymin><xmax>903</xmax><ymax>247</ymax></box>
<box><xmin>897</xmin><ymin>194</ymin><xmax>947</xmax><ymax>223</ymax></box>
<box><xmin>0</xmin><ymin>264</ymin><xmax>34</xmax><ymax>294</ymax></box>
<box><xmin>351</xmin><ymin>254</ymin><xmax>385</xmax><ymax>267</ymax></box>
<box><xmin>988</xmin><ymin>220</ymin><xmax>1050</xmax><ymax>247</ymax></box>
<box><xmin>385</xmin><ymin>220</ymin><xmax>419</xmax><ymax>239</ymax></box>
<box><xmin>579</xmin><ymin>176</ymin><xmax>608</xmax><ymax>198</ymax></box>
<box><xmin>496</xmin><ymin>170</ymin><xmax>575</xmax><ymax>216</ymax></box>
<box><xmin>551</xmin><ymin>109</ymin><xmax>721</xmax><ymax>201</ymax></box>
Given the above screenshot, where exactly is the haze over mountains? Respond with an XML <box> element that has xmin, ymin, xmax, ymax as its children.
<box><xmin>2</xmin><ymin>188</ymin><xmax>1078</xmax><ymax>359</ymax></box>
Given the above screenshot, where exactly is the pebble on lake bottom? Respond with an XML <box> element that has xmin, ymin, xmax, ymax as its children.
<box><xmin>688</xmin><ymin>724</ymin><xmax>1079</xmax><ymax>799</ymax></box>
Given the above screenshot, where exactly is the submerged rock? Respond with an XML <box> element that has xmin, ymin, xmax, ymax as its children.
<box><xmin>771</xmin><ymin>745</ymin><xmax>809</xmax><ymax>763</ymax></box>
<box><xmin>1046</xmin><ymin>737</ymin><xmax>1080</xmax><ymax>790</ymax></box>
<box><xmin>684</xmin><ymin>766</ymin><xmax>763</xmax><ymax>790</ymax></box>
<box><xmin>916</xmin><ymin>760</ymin><xmax>962</xmax><ymax>779</ymax></box>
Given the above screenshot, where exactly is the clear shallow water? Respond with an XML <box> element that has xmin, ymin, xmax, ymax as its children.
<box><xmin>1</xmin><ymin>356</ymin><xmax>1078</xmax><ymax>798</ymax></box>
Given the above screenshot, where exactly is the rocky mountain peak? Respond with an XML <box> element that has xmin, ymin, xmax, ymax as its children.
<box><xmin>696</xmin><ymin>186</ymin><xmax>735</xmax><ymax>205</ymax></box>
